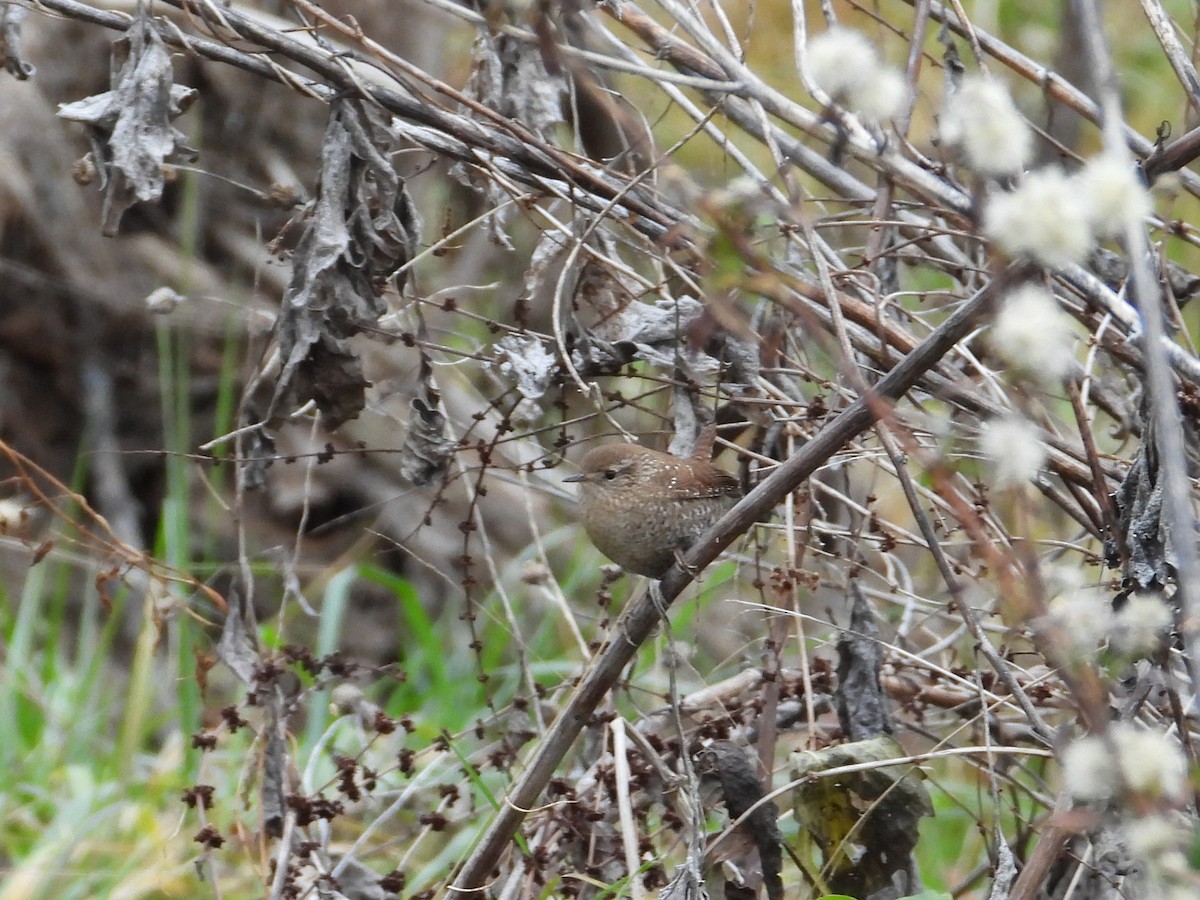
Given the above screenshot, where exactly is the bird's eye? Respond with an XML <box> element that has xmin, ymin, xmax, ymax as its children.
<box><xmin>604</xmin><ymin>469</ymin><xmax>617</xmax><ymax>480</ymax></box>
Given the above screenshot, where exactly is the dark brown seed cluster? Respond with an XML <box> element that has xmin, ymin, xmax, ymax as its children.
<box><xmin>565</xmin><ymin>443</ymin><xmax>740</xmax><ymax>578</ymax></box>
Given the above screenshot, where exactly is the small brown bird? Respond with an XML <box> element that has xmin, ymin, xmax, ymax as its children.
<box><xmin>564</xmin><ymin>439</ymin><xmax>741</xmax><ymax>578</ymax></box>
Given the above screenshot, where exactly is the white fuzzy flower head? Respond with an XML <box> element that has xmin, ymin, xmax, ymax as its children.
<box><xmin>979</xmin><ymin>416</ymin><xmax>1046</xmax><ymax>487</ymax></box>
<box><xmin>852</xmin><ymin>67</ymin><xmax>908</xmax><ymax>123</ymax></box>
<box><xmin>1076</xmin><ymin>153</ymin><xmax>1152</xmax><ymax>237</ymax></box>
<box><xmin>1064</xmin><ymin>726</ymin><xmax>1190</xmax><ymax>802</ymax></box>
<box><xmin>1043</xmin><ymin>563</ymin><xmax>1086</xmax><ymax>601</ymax></box>
<box><xmin>1124</xmin><ymin>813</ymin><xmax>1193</xmax><ymax>859</ymax></box>
<box><xmin>1123</xmin><ymin>813</ymin><xmax>1197</xmax><ymax>895</ymax></box>
<box><xmin>1062</xmin><ymin>733</ymin><xmax>1118</xmax><ymax>801</ymax></box>
<box><xmin>808</xmin><ymin>28</ymin><xmax>878</xmax><ymax>98</ymax></box>
<box><xmin>983</xmin><ymin>168</ymin><xmax>1095</xmax><ymax>268</ymax></box>
<box><xmin>1111</xmin><ymin>592</ymin><xmax>1173</xmax><ymax>656</ymax></box>
<box><xmin>807</xmin><ymin>28</ymin><xmax>907</xmax><ymax>123</ymax></box>
<box><xmin>1112</xmin><ymin>723</ymin><xmax>1189</xmax><ymax>801</ymax></box>
<box><xmin>940</xmin><ymin>77</ymin><xmax>1033</xmax><ymax>176</ymax></box>
<box><xmin>1046</xmin><ymin>590</ymin><xmax>1114</xmax><ymax>658</ymax></box>
<box><xmin>990</xmin><ymin>284</ymin><xmax>1075</xmax><ymax>384</ymax></box>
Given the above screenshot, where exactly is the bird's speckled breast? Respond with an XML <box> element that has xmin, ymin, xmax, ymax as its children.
<box><xmin>578</xmin><ymin>484</ymin><xmax>736</xmax><ymax>577</ymax></box>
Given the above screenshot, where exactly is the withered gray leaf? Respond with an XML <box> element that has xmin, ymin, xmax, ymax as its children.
<box><xmin>792</xmin><ymin>734</ymin><xmax>931</xmax><ymax>900</ymax></box>
<box><xmin>57</xmin><ymin>5</ymin><xmax>196</xmax><ymax>235</ymax></box>
<box><xmin>836</xmin><ymin>580</ymin><xmax>893</xmax><ymax>741</ymax></box>
<box><xmin>327</xmin><ymin>858</ymin><xmax>389</xmax><ymax>900</ymax></box>
<box><xmin>669</xmin><ymin>386</ymin><xmax>704</xmax><ymax>458</ymax></box>
<box><xmin>262</xmin><ymin>710</ymin><xmax>287</xmax><ymax>839</ymax></box>
<box><xmin>398</xmin><ymin>352</ymin><xmax>455</xmax><ymax>486</ymax></box>
<box><xmin>453</xmin><ymin>32</ymin><xmax>567</xmax><ymax>247</ymax></box>
<box><xmin>495</xmin><ymin>333</ymin><xmax>557</xmax><ymax>400</ymax></box>
<box><xmin>586</xmin><ymin>247</ymin><xmax>708</xmax><ymax>349</ymax></box>
<box><xmin>987</xmin><ymin>835</ymin><xmax>1017</xmax><ymax>900</ymax></box>
<box><xmin>572</xmin><ymin>293</ymin><xmax>713</xmax><ymax>374</ymax></box>
<box><xmin>468</xmin><ymin>32</ymin><xmax>565</xmax><ymax>140</ymax></box>
<box><xmin>1</xmin><ymin>4</ymin><xmax>34</xmax><ymax>80</ymax></box>
<box><xmin>659</xmin><ymin>867</ymin><xmax>708</xmax><ymax>900</ymax></box>
<box><xmin>695</xmin><ymin>742</ymin><xmax>783</xmax><ymax>900</ymax></box>
<box><xmin>239</xmin><ymin>415</ymin><xmax>276</xmax><ymax>492</ymax></box>
<box><xmin>1107</xmin><ymin>439</ymin><xmax>1169</xmax><ymax>591</ymax></box>
<box><xmin>273</xmin><ymin>99</ymin><xmax>420</xmax><ymax>428</ymax></box>
<box><xmin>562</xmin><ymin>232</ymin><xmax>717</xmax><ymax>372</ymax></box>
<box><xmin>1103</xmin><ymin>395</ymin><xmax>1196</xmax><ymax>593</ymax></box>
<box><xmin>216</xmin><ymin>596</ymin><xmax>260</xmax><ymax>686</ymax></box>
<box><xmin>522</xmin><ymin>228</ymin><xmax>569</xmax><ymax>300</ymax></box>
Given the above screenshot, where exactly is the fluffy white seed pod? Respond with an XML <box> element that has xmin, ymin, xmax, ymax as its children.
<box><xmin>990</xmin><ymin>284</ymin><xmax>1076</xmax><ymax>384</ymax></box>
<box><xmin>807</xmin><ymin>28</ymin><xmax>908</xmax><ymax>123</ymax></box>
<box><xmin>983</xmin><ymin>168</ymin><xmax>1094</xmax><ymax>268</ymax></box>
<box><xmin>979</xmin><ymin>415</ymin><xmax>1047</xmax><ymax>487</ymax></box>
<box><xmin>939</xmin><ymin>77</ymin><xmax>1033</xmax><ymax>176</ymax></box>
<box><xmin>1076</xmin><ymin>152</ymin><xmax>1152</xmax><ymax>237</ymax></box>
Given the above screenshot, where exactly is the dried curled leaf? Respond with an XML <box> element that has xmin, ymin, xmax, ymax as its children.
<box><xmin>494</xmin><ymin>332</ymin><xmax>560</xmax><ymax>427</ymax></box>
<box><xmin>216</xmin><ymin>597</ymin><xmax>260</xmax><ymax>686</ymax></box>
<box><xmin>398</xmin><ymin>353</ymin><xmax>455</xmax><ymax>486</ymax></box>
<box><xmin>572</xmin><ymin>292</ymin><xmax>715</xmax><ymax>374</ymax></box>
<box><xmin>1103</xmin><ymin>391</ymin><xmax>1200</xmax><ymax>593</ymax></box>
<box><xmin>57</xmin><ymin>5</ymin><xmax>196</xmax><ymax>235</ymax></box>
<box><xmin>791</xmin><ymin>735</ymin><xmax>931</xmax><ymax>899</ymax></box>
<box><xmin>837</xmin><ymin>581</ymin><xmax>893</xmax><ymax>741</ymax></box>
<box><xmin>468</xmin><ymin>31</ymin><xmax>565</xmax><ymax>141</ymax></box>
<box><xmin>0</xmin><ymin>4</ymin><xmax>35</xmax><ymax>80</ymax></box>
<box><xmin>262</xmin><ymin>714</ymin><xmax>287</xmax><ymax>839</ymax></box>
<box><xmin>559</xmin><ymin>232</ymin><xmax>715</xmax><ymax>374</ymax></box>
<box><xmin>495</xmin><ymin>333</ymin><xmax>558</xmax><ymax>401</ymax></box>
<box><xmin>1107</xmin><ymin>436</ymin><xmax>1169</xmax><ymax>592</ymax></box>
<box><xmin>695</xmin><ymin>741</ymin><xmax>784</xmax><ymax>900</ymax></box>
<box><xmin>239</xmin><ymin>415</ymin><xmax>276</xmax><ymax>492</ymax></box>
<box><xmin>453</xmin><ymin>32</ymin><xmax>567</xmax><ymax>248</ymax></box>
<box><xmin>272</xmin><ymin>99</ymin><xmax>420</xmax><ymax>428</ymax></box>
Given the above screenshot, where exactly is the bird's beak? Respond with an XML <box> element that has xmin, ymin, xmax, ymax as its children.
<box><xmin>563</xmin><ymin>473</ymin><xmax>586</xmax><ymax>483</ymax></box>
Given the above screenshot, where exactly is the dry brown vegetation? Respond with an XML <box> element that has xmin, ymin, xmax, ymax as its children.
<box><xmin>2</xmin><ymin>0</ymin><xmax>1200</xmax><ymax>898</ymax></box>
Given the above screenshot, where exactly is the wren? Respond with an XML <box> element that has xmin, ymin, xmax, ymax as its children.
<box><xmin>564</xmin><ymin>440</ymin><xmax>741</xmax><ymax>578</ymax></box>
